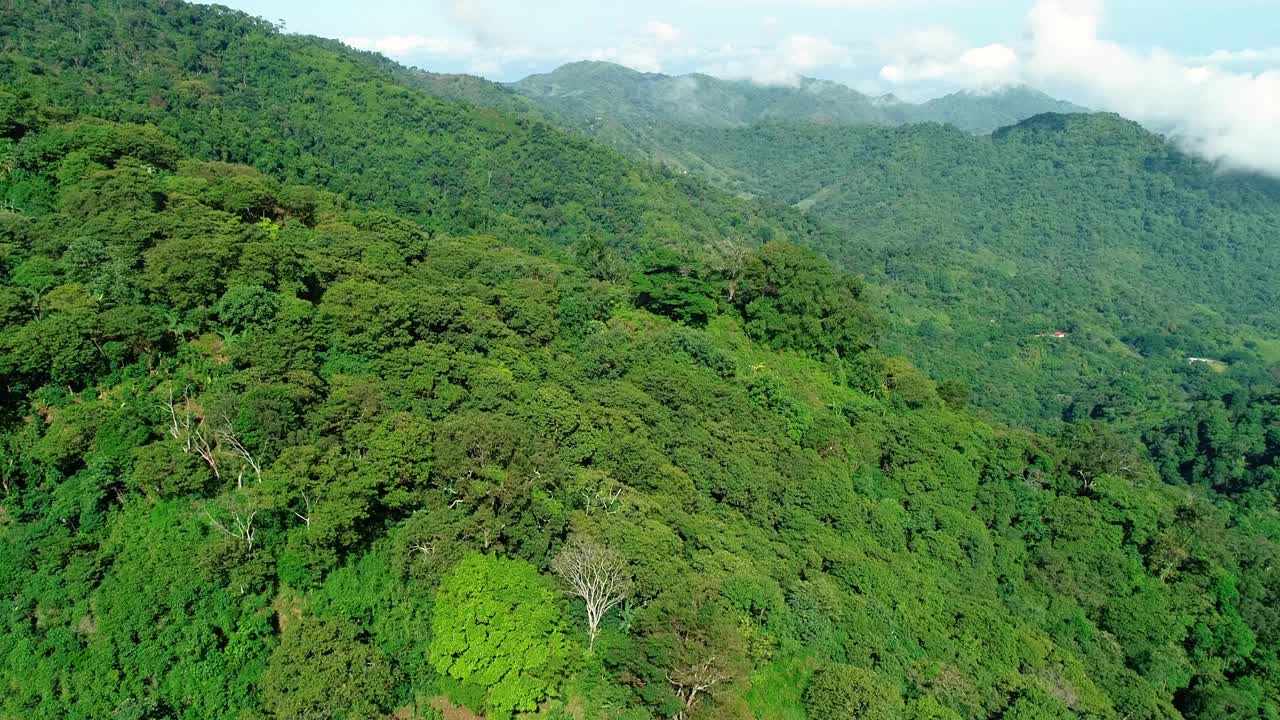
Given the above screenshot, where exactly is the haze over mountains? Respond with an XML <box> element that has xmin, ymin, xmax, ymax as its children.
<box><xmin>513</xmin><ymin>61</ymin><xmax>1088</xmax><ymax>135</ymax></box>
<box><xmin>420</xmin><ymin>59</ymin><xmax>1280</xmax><ymax>431</ymax></box>
<box><xmin>403</xmin><ymin>59</ymin><xmax>1090</xmax><ymax>169</ymax></box>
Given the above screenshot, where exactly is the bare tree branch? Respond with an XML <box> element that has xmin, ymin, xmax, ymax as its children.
<box><xmin>667</xmin><ymin>657</ymin><xmax>734</xmax><ymax>718</ymax></box>
<box><xmin>553</xmin><ymin>535</ymin><xmax>631</xmax><ymax>651</ymax></box>
<box><xmin>710</xmin><ymin>237</ymin><xmax>750</xmax><ymax>303</ymax></box>
<box><xmin>292</xmin><ymin>490</ymin><xmax>312</xmax><ymax>528</ymax></box>
<box><xmin>203</xmin><ymin>503</ymin><xmax>256</xmax><ymax>551</ymax></box>
<box><xmin>216</xmin><ymin>415</ymin><xmax>261</xmax><ymax>487</ymax></box>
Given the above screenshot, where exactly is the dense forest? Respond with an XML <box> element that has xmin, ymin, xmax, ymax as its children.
<box><xmin>659</xmin><ymin>118</ymin><xmax>1280</xmax><ymax>432</ymax></box>
<box><xmin>1</xmin><ymin>2</ymin><xmax>1279</xmax><ymax>720</ymax></box>
<box><xmin>495</xmin><ymin>67</ymin><xmax>1280</xmax><ymax>437</ymax></box>
<box><xmin>0</xmin><ymin>1</ymin><xmax>832</xmax><ymax>257</ymax></box>
<box><xmin>512</xmin><ymin>62</ymin><xmax>1085</xmax><ymax>144</ymax></box>
<box><xmin>505</xmin><ymin>62</ymin><xmax>1084</xmax><ymax>179</ymax></box>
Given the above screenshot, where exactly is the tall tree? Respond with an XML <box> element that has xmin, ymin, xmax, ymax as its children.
<box><xmin>552</xmin><ymin>534</ymin><xmax>631</xmax><ymax>650</ymax></box>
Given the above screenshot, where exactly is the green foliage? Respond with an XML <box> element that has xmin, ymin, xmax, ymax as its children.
<box><xmin>802</xmin><ymin>664</ymin><xmax>903</xmax><ymax>720</ymax></box>
<box><xmin>906</xmin><ymin>695</ymin><xmax>964</xmax><ymax>720</ymax></box>
<box><xmin>0</xmin><ymin>5</ymin><xmax>831</xmax><ymax>258</ymax></box>
<box><xmin>0</xmin><ymin>107</ymin><xmax>1275</xmax><ymax>718</ymax></box>
<box><xmin>429</xmin><ymin>554</ymin><xmax>571</xmax><ymax>720</ymax></box>
<box><xmin>654</xmin><ymin>116</ymin><xmax>1280</xmax><ymax>432</ymax></box>
<box><xmin>263</xmin><ymin>615</ymin><xmax>399</xmax><ymax>720</ymax></box>
<box><xmin>511</xmin><ymin>61</ymin><xmax>1085</xmax><ymax>169</ymax></box>
<box><xmin>631</xmin><ymin>248</ymin><xmax>718</xmax><ymax>326</ymax></box>
<box><xmin>0</xmin><ymin>5</ymin><xmax>1277</xmax><ymax>720</ymax></box>
<box><xmin>736</xmin><ymin>240</ymin><xmax>877</xmax><ymax>358</ymax></box>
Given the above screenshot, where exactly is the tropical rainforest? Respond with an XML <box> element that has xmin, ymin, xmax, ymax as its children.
<box><xmin>498</xmin><ymin>64</ymin><xmax>1280</xmax><ymax>436</ymax></box>
<box><xmin>1</xmin><ymin>3</ymin><xmax>1279</xmax><ymax>720</ymax></box>
<box><xmin>510</xmin><ymin>61</ymin><xmax>1086</xmax><ymax>170</ymax></box>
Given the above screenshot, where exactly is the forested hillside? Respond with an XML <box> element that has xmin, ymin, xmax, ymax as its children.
<box><xmin>498</xmin><ymin>63</ymin><xmax>1280</xmax><ymax>438</ymax></box>
<box><xmin>1</xmin><ymin>3</ymin><xmax>1279</xmax><ymax>720</ymax></box>
<box><xmin>513</xmin><ymin>61</ymin><xmax>1084</xmax><ymax>135</ymax></box>
<box><xmin>4</xmin><ymin>87</ymin><xmax>1278</xmax><ymax>720</ymax></box>
<box><xmin>508</xmin><ymin>62</ymin><xmax>1084</xmax><ymax>170</ymax></box>
<box><xmin>669</xmin><ymin>117</ymin><xmax>1280</xmax><ymax>430</ymax></box>
<box><xmin>0</xmin><ymin>1</ymin><xmax>829</xmax><ymax>256</ymax></box>
<box><xmin>892</xmin><ymin>87</ymin><xmax>1087</xmax><ymax>136</ymax></box>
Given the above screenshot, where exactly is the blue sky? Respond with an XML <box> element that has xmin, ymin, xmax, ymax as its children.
<box><xmin>213</xmin><ymin>0</ymin><xmax>1280</xmax><ymax>93</ymax></box>
<box><xmin>211</xmin><ymin>0</ymin><xmax>1280</xmax><ymax>175</ymax></box>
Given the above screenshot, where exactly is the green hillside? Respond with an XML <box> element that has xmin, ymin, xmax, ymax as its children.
<box><xmin>671</xmin><ymin>117</ymin><xmax>1280</xmax><ymax>429</ymax></box>
<box><xmin>1</xmin><ymin>3</ymin><xmax>1278</xmax><ymax>720</ymax></box>
<box><xmin>513</xmin><ymin>61</ymin><xmax>888</xmax><ymax>128</ymax></box>
<box><xmin>893</xmin><ymin>87</ymin><xmax>1088</xmax><ymax>134</ymax></box>
<box><xmin>509</xmin><ymin>61</ymin><xmax>1088</xmax><ymax>166</ymax></box>
<box><xmin>4</xmin><ymin>92</ymin><xmax>1278</xmax><ymax>720</ymax></box>
<box><xmin>502</xmin><ymin>61</ymin><xmax>1278</xmax><ymax>435</ymax></box>
<box><xmin>0</xmin><ymin>3</ymin><xmax>827</xmax><ymax>256</ymax></box>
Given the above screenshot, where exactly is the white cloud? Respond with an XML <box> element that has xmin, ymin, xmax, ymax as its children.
<box><xmin>586</xmin><ymin>46</ymin><xmax>664</xmax><ymax>73</ymax></box>
<box><xmin>645</xmin><ymin>20</ymin><xmax>683</xmax><ymax>44</ymax></box>
<box><xmin>713</xmin><ymin>0</ymin><xmax>967</xmax><ymax>6</ymax></box>
<box><xmin>878</xmin><ymin>28</ymin><xmax>1018</xmax><ymax>89</ymax></box>
<box><xmin>1191</xmin><ymin>47</ymin><xmax>1280</xmax><ymax>69</ymax></box>
<box><xmin>351</xmin><ymin>5</ymin><xmax>693</xmax><ymax>76</ymax></box>
<box><xmin>1023</xmin><ymin>0</ymin><xmax>1280</xmax><ymax>177</ymax></box>
<box><xmin>579</xmin><ymin>22</ymin><xmax>689</xmax><ymax>73</ymax></box>
<box><xmin>707</xmin><ymin>34</ymin><xmax>850</xmax><ymax>86</ymax></box>
<box><xmin>447</xmin><ymin>0</ymin><xmax>506</xmax><ymax>45</ymax></box>
<box><xmin>344</xmin><ymin>34</ymin><xmax>474</xmax><ymax>58</ymax></box>
<box><xmin>876</xmin><ymin>0</ymin><xmax>1280</xmax><ymax>177</ymax></box>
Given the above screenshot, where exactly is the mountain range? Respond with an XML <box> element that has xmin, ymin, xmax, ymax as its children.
<box><xmin>412</xmin><ymin>60</ymin><xmax>1280</xmax><ymax>431</ymax></box>
<box><xmin>401</xmin><ymin>60</ymin><xmax>1088</xmax><ymax>172</ymax></box>
<box><xmin>513</xmin><ymin>60</ymin><xmax>1087</xmax><ymax>134</ymax></box>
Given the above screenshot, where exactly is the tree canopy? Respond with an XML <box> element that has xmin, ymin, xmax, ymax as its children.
<box><xmin>0</xmin><ymin>3</ymin><xmax>1277</xmax><ymax>720</ymax></box>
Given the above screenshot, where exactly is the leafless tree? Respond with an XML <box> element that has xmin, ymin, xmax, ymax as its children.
<box><xmin>163</xmin><ymin>388</ymin><xmax>267</xmax><ymax>486</ymax></box>
<box><xmin>162</xmin><ymin>387</ymin><xmax>221</xmax><ymax>478</ymax></box>
<box><xmin>667</xmin><ymin>656</ymin><xmax>735</xmax><ymax>719</ymax></box>
<box><xmin>552</xmin><ymin>535</ymin><xmax>631</xmax><ymax>650</ymax></box>
<box><xmin>191</xmin><ymin>418</ymin><xmax>220</xmax><ymax>479</ymax></box>
<box><xmin>292</xmin><ymin>491</ymin><xmax>312</xmax><ymax>529</ymax></box>
<box><xmin>162</xmin><ymin>387</ymin><xmax>191</xmax><ymax>447</ymax></box>
<box><xmin>203</xmin><ymin>500</ymin><xmax>257</xmax><ymax>551</ymax></box>
<box><xmin>710</xmin><ymin>238</ymin><xmax>750</xmax><ymax>303</ymax></box>
<box><xmin>477</xmin><ymin>523</ymin><xmax>505</xmax><ymax>550</ymax></box>
<box><xmin>1</xmin><ymin>451</ymin><xmax>14</xmax><ymax>496</ymax></box>
<box><xmin>216</xmin><ymin>415</ymin><xmax>261</xmax><ymax>487</ymax></box>
<box><xmin>581</xmin><ymin>486</ymin><xmax>624</xmax><ymax>515</ymax></box>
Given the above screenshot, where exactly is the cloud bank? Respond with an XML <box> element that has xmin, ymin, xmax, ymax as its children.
<box><xmin>1024</xmin><ymin>0</ymin><xmax>1280</xmax><ymax>176</ymax></box>
<box><xmin>877</xmin><ymin>0</ymin><xmax>1280</xmax><ymax>177</ymax></box>
<box><xmin>879</xmin><ymin>28</ymin><xmax>1017</xmax><ymax>89</ymax></box>
<box><xmin>343</xmin><ymin>0</ymin><xmax>1279</xmax><ymax>176</ymax></box>
<box><xmin>707</xmin><ymin>34</ymin><xmax>852</xmax><ymax>86</ymax></box>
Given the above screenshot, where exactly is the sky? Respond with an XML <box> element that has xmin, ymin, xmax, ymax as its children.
<box><xmin>213</xmin><ymin>0</ymin><xmax>1280</xmax><ymax>175</ymax></box>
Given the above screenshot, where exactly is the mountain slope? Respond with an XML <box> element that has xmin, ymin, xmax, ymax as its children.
<box><xmin>1</xmin><ymin>3</ymin><xmax>1279</xmax><ymax>719</ymax></box>
<box><xmin>896</xmin><ymin>86</ymin><xmax>1089</xmax><ymax>133</ymax></box>
<box><xmin>0</xmin><ymin>3</ymin><xmax>829</xmax><ymax>255</ymax></box>
<box><xmin>511</xmin><ymin>61</ymin><xmax>1087</xmax><ymax>141</ymax></box>
<box><xmin>500</xmin><ymin>62</ymin><xmax>1278</xmax><ymax>432</ymax></box>
<box><xmin>676</xmin><ymin>115</ymin><xmax>1280</xmax><ymax>427</ymax></box>
<box><xmin>2</xmin><ymin>101</ymin><xmax>1277</xmax><ymax>720</ymax></box>
<box><xmin>513</xmin><ymin>61</ymin><xmax>889</xmax><ymax>128</ymax></box>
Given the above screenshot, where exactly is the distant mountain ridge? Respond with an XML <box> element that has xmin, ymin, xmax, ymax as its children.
<box><xmin>903</xmin><ymin>86</ymin><xmax>1088</xmax><ymax>132</ymax></box>
<box><xmin>510</xmin><ymin>61</ymin><xmax>1088</xmax><ymax>135</ymax></box>
<box><xmin>670</xmin><ymin>113</ymin><xmax>1280</xmax><ymax>426</ymax></box>
<box><xmin>319</xmin><ymin>57</ymin><xmax>1280</xmax><ymax>433</ymax></box>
